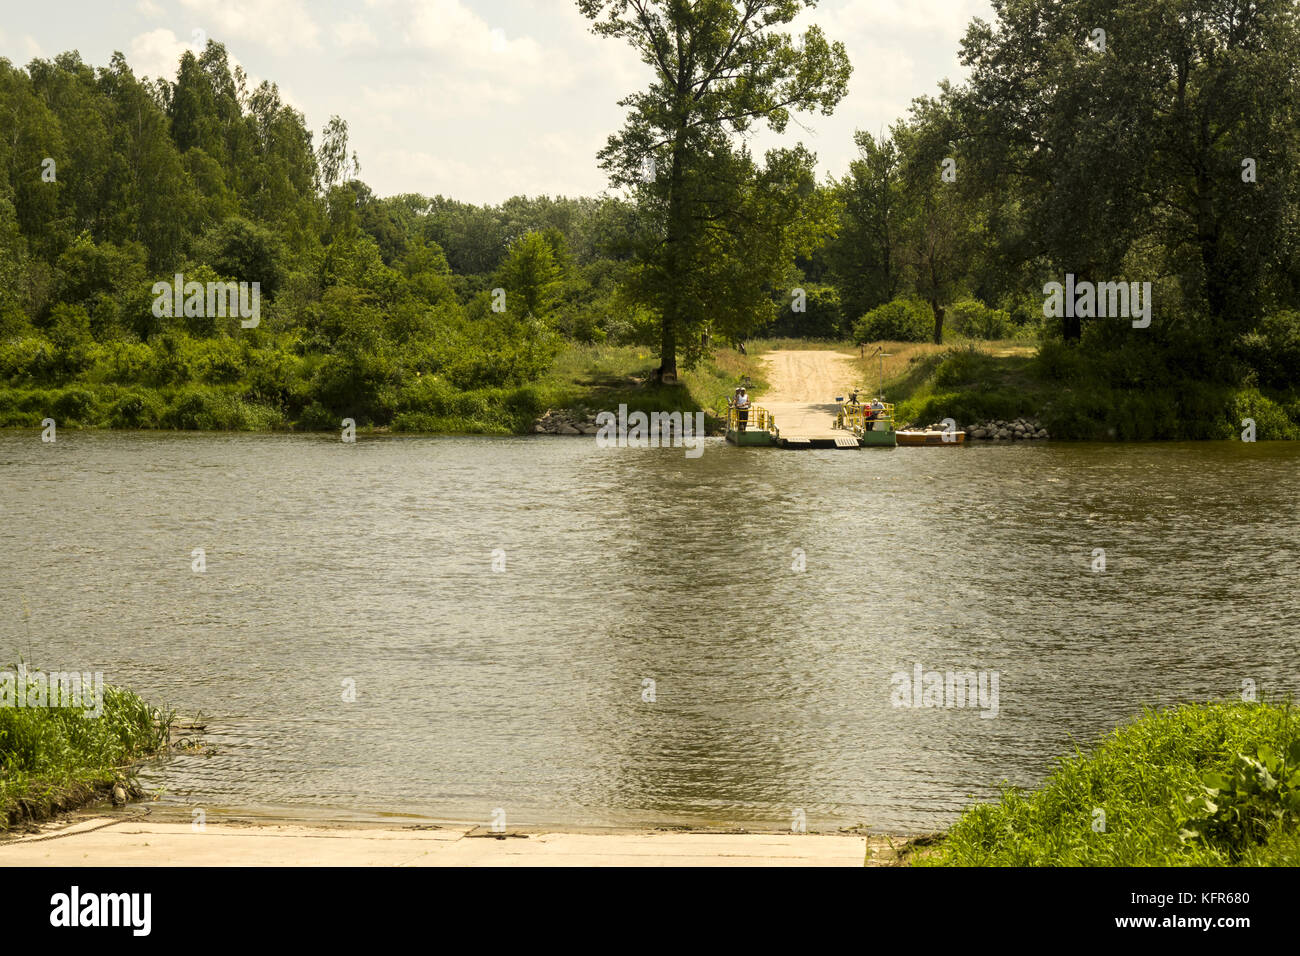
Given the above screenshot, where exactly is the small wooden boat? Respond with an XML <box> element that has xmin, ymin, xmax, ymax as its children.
<box><xmin>896</xmin><ymin>429</ymin><xmax>966</xmax><ymax>446</ymax></box>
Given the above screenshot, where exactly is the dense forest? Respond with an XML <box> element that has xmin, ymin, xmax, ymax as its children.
<box><xmin>2</xmin><ymin>0</ymin><xmax>1299</xmax><ymax>437</ymax></box>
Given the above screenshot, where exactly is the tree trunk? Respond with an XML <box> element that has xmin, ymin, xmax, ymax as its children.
<box><xmin>1063</xmin><ymin>267</ymin><xmax>1086</xmax><ymax>342</ymax></box>
<box><xmin>1063</xmin><ymin>313</ymin><xmax>1082</xmax><ymax>342</ymax></box>
<box><xmin>930</xmin><ymin>300</ymin><xmax>945</xmax><ymax>345</ymax></box>
<box><xmin>1197</xmin><ymin>189</ymin><xmax>1227</xmax><ymax>325</ymax></box>
<box><xmin>659</xmin><ymin>319</ymin><xmax>678</xmax><ymax>384</ymax></box>
<box><xmin>658</xmin><ymin>132</ymin><xmax>688</xmax><ymax>384</ymax></box>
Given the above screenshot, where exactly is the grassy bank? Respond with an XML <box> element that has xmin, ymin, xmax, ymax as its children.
<box><xmin>9</xmin><ymin>333</ymin><xmax>1298</xmax><ymax>439</ymax></box>
<box><xmin>0</xmin><ymin>667</ymin><xmax>172</xmax><ymax>829</ymax></box>
<box><xmin>0</xmin><ymin>343</ymin><xmax>768</xmax><ymax>436</ymax></box>
<box><xmin>389</xmin><ymin>343</ymin><xmax>767</xmax><ymax>433</ymax></box>
<box><xmin>919</xmin><ymin>701</ymin><xmax>1300</xmax><ymax>866</ymax></box>
<box><xmin>852</xmin><ymin>339</ymin><xmax>1300</xmax><ymax>439</ymax></box>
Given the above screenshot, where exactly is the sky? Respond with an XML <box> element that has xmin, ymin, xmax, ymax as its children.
<box><xmin>0</xmin><ymin>0</ymin><xmax>996</xmax><ymax>205</ymax></box>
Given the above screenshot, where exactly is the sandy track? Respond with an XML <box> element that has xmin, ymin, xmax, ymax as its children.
<box><xmin>760</xmin><ymin>350</ymin><xmax>860</xmax><ymax>404</ymax></box>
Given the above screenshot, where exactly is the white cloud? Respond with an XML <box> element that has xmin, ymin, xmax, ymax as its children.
<box><xmin>370</xmin><ymin>0</ymin><xmax>549</xmax><ymax>72</ymax></box>
<box><xmin>332</xmin><ymin>18</ymin><xmax>379</xmax><ymax>52</ymax></box>
<box><xmin>128</xmin><ymin>28</ymin><xmax>192</xmax><ymax>81</ymax></box>
<box><xmin>136</xmin><ymin>0</ymin><xmax>165</xmax><ymax>18</ymax></box>
<box><xmin>374</xmin><ymin>142</ymin><xmax>596</xmax><ymax>203</ymax></box>
<box><xmin>360</xmin><ymin>75</ymin><xmax>524</xmax><ymax>121</ymax></box>
<box><xmin>179</xmin><ymin>0</ymin><xmax>321</xmax><ymax>54</ymax></box>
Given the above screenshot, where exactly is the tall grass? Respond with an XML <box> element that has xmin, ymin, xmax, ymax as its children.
<box><xmin>0</xmin><ymin>667</ymin><xmax>173</xmax><ymax>829</ymax></box>
<box><xmin>921</xmin><ymin>701</ymin><xmax>1300</xmax><ymax>866</ymax></box>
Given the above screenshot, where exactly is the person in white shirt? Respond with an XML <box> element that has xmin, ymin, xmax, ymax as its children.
<box><xmin>733</xmin><ymin>387</ymin><xmax>750</xmax><ymax>430</ymax></box>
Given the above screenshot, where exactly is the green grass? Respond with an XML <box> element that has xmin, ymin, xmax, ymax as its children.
<box><xmin>0</xmin><ymin>343</ymin><xmax>770</xmax><ymax>436</ymax></box>
<box><xmin>920</xmin><ymin>700</ymin><xmax>1300</xmax><ymax>866</ymax></box>
<box><xmin>1</xmin><ymin>666</ymin><xmax>173</xmax><ymax>829</ymax></box>
<box><xmin>872</xmin><ymin>340</ymin><xmax>1300</xmax><ymax>438</ymax></box>
<box><xmin>537</xmin><ymin>343</ymin><xmax>769</xmax><ymax>426</ymax></box>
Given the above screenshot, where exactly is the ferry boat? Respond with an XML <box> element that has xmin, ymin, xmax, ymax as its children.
<box><xmin>725</xmin><ymin>403</ymin><xmax>778</xmax><ymax>446</ymax></box>
<box><xmin>835</xmin><ymin>396</ymin><xmax>897</xmax><ymax>447</ymax></box>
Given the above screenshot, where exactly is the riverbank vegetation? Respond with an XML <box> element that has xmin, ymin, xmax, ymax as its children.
<box><xmin>1</xmin><ymin>0</ymin><xmax>1298</xmax><ymax>437</ymax></box>
<box><xmin>0</xmin><ymin>668</ymin><xmax>172</xmax><ymax>829</ymax></box>
<box><xmin>920</xmin><ymin>701</ymin><xmax>1300</xmax><ymax>866</ymax></box>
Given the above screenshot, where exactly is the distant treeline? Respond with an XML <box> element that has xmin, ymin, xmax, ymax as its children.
<box><xmin>1</xmin><ymin>0</ymin><xmax>1299</xmax><ymax>436</ymax></box>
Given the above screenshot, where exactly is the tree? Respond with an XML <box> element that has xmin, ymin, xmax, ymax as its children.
<box><xmin>316</xmin><ymin>115</ymin><xmax>360</xmax><ymax>192</ymax></box>
<box><xmin>957</xmin><ymin>0</ymin><xmax>1300</xmax><ymax>343</ymax></box>
<box><xmin>830</xmin><ymin>130</ymin><xmax>901</xmax><ymax>322</ymax></box>
<box><xmin>893</xmin><ymin>94</ymin><xmax>973</xmax><ymax>344</ymax></box>
<box><xmin>495</xmin><ymin>231</ymin><xmax>562</xmax><ymax>320</ymax></box>
<box><xmin>580</xmin><ymin>0</ymin><xmax>851</xmax><ymax>381</ymax></box>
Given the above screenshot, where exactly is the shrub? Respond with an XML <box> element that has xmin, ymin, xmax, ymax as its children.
<box><xmin>853</xmin><ymin>297</ymin><xmax>932</xmax><ymax>343</ymax></box>
<box><xmin>163</xmin><ymin>388</ymin><xmax>226</xmax><ymax>430</ymax></box>
<box><xmin>0</xmin><ymin>338</ymin><xmax>56</xmax><ymax>383</ymax></box>
<box><xmin>109</xmin><ymin>392</ymin><xmax>163</xmax><ymax>428</ymax></box>
<box><xmin>308</xmin><ymin>351</ymin><xmax>399</xmax><ymax>425</ymax></box>
<box><xmin>1239</xmin><ymin>311</ymin><xmax>1300</xmax><ymax>391</ymax></box>
<box><xmin>768</xmin><ymin>284</ymin><xmax>844</xmax><ymax>339</ymax></box>
<box><xmin>297</xmin><ymin>401</ymin><xmax>338</xmax><ymax>431</ymax></box>
<box><xmin>947</xmin><ymin>298</ymin><xmax>1013</xmax><ymax>340</ymax></box>
<box><xmin>192</xmin><ymin>339</ymin><xmax>247</xmax><ymax>385</ymax></box>
<box><xmin>1230</xmin><ymin>388</ymin><xmax>1300</xmax><ymax>439</ymax></box>
<box><xmin>52</xmin><ymin>387</ymin><xmax>100</xmax><ymax>425</ymax></box>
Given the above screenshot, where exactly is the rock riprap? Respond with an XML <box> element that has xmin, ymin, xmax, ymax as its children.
<box><xmin>533</xmin><ymin>410</ymin><xmax>600</xmax><ymax>435</ymax></box>
<box><xmin>955</xmin><ymin>417</ymin><xmax>1049</xmax><ymax>440</ymax></box>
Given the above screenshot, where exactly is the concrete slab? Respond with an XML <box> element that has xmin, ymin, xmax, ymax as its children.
<box><xmin>0</xmin><ymin>818</ymin><xmax>870</xmax><ymax>867</ymax></box>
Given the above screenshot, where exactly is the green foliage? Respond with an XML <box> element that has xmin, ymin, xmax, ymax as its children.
<box><xmin>1179</xmin><ymin>742</ymin><xmax>1300</xmax><ymax>859</ymax></box>
<box><xmin>109</xmin><ymin>391</ymin><xmax>164</xmax><ymax>428</ymax></box>
<box><xmin>495</xmin><ymin>230</ymin><xmax>563</xmax><ymax>321</ymax></box>
<box><xmin>52</xmin><ymin>387</ymin><xmax>99</xmax><ymax>425</ymax></box>
<box><xmin>0</xmin><ymin>665</ymin><xmax>172</xmax><ymax>828</ymax></box>
<box><xmin>768</xmin><ymin>284</ymin><xmax>843</xmax><ymax>339</ymax></box>
<box><xmin>583</xmin><ymin>0</ymin><xmax>852</xmax><ymax>375</ymax></box>
<box><xmin>853</xmin><ymin>297</ymin><xmax>932</xmax><ymax>343</ymax></box>
<box><xmin>1230</xmin><ymin>389</ymin><xmax>1300</xmax><ymax>440</ymax></box>
<box><xmin>947</xmin><ymin>298</ymin><xmax>1014</xmax><ymax>340</ymax></box>
<box><xmin>162</xmin><ymin>386</ymin><xmax>283</xmax><ymax>430</ymax></box>
<box><xmin>1239</xmin><ymin>311</ymin><xmax>1300</xmax><ymax>391</ymax></box>
<box><xmin>2</xmin><ymin>22</ymin><xmax>1297</xmax><ymax>436</ymax></box>
<box><xmin>923</xmin><ymin>701</ymin><xmax>1300</xmax><ymax>867</ymax></box>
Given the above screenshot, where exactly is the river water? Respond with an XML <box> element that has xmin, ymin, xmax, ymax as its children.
<box><xmin>2</xmin><ymin>432</ymin><xmax>1297</xmax><ymax>832</ymax></box>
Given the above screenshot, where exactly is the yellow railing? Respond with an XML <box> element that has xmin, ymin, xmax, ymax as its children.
<box><xmin>728</xmin><ymin>404</ymin><xmax>776</xmax><ymax>434</ymax></box>
<box><xmin>837</xmin><ymin>401</ymin><xmax>894</xmax><ymax>432</ymax></box>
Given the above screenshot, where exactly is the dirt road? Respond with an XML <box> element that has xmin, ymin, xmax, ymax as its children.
<box><xmin>759</xmin><ymin>349</ymin><xmax>860</xmax><ymax>404</ymax></box>
<box><xmin>753</xmin><ymin>350</ymin><xmax>860</xmax><ymax>439</ymax></box>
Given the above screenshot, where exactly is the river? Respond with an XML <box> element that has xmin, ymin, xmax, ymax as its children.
<box><xmin>2</xmin><ymin>432</ymin><xmax>1297</xmax><ymax>832</ymax></box>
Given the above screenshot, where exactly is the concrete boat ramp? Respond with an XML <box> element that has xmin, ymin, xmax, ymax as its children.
<box><xmin>763</xmin><ymin>400</ymin><xmax>860</xmax><ymax>448</ymax></box>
